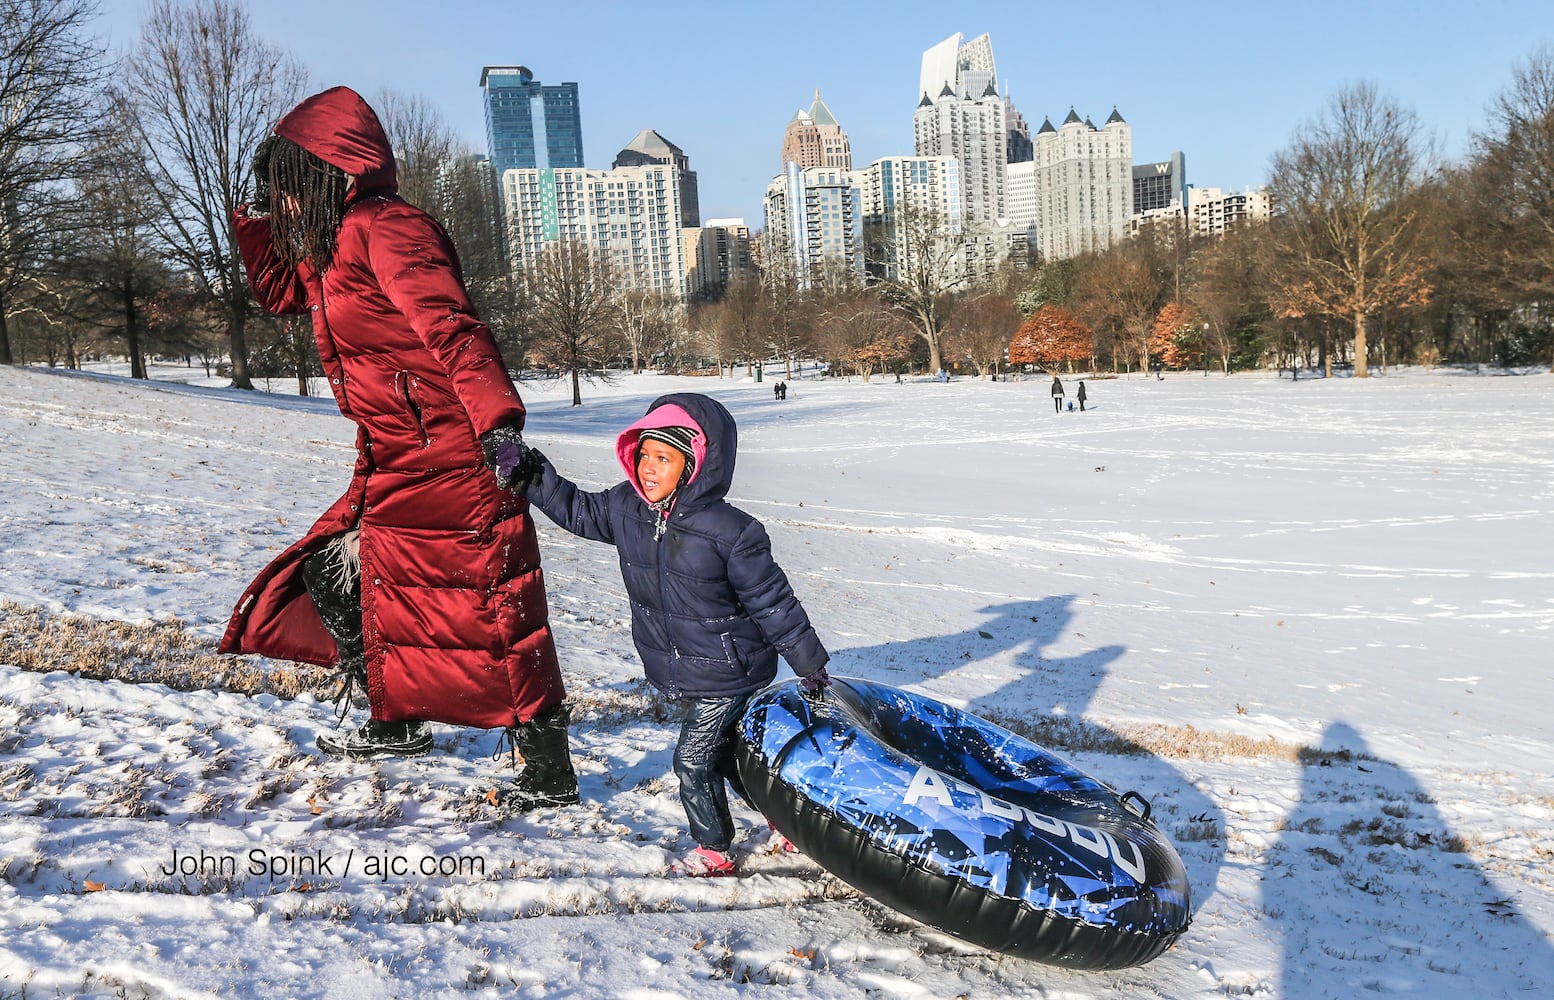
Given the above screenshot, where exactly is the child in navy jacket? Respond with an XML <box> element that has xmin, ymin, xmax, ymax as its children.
<box><xmin>524</xmin><ymin>392</ymin><xmax>830</xmax><ymax>875</ymax></box>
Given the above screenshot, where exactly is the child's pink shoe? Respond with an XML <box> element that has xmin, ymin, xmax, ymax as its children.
<box><xmin>674</xmin><ymin>846</ymin><xmax>736</xmax><ymax>878</ymax></box>
<box><xmin>767</xmin><ymin>822</ymin><xmax>798</xmax><ymax>854</ymax></box>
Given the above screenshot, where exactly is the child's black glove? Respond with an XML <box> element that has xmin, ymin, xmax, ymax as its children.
<box><xmin>479</xmin><ymin>424</ymin><xmax>542</xmax><ymax>492</ymax></box>
<box><xmin>799</xmin><ymin>665</ymin><xmax>831</xmax><ymax>703</ymax></box>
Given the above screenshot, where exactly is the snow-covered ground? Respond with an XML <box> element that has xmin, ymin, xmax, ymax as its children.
<box><xmin>1</xmin><ymin>361</ymin><xmax>1551</xmax><ymax>998</ymax></box>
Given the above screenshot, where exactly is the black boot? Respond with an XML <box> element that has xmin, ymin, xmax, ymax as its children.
<box><xmin>495</xmin><ymin>704</ymin><xmax>580</xmax><ymax>810</ymax></box>
<box><xmin>317</xmin><ymin>718</ymin><xmax>433</xmax><ymax>759</ymax></box>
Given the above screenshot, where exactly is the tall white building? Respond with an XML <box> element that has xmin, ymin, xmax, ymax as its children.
<box><xmin>1018</xmin><ymin>108</ymin><xmax>1134</xmax><ymax>262</ymax></box>
<box><xmin>763</xmin><ymin>162</ymin><xmax>864</xmax><ymax>288</ymax></box>
<box><xmin>501</xmin><ymin>163</ymin><xmax>687</xmax><ymax>299</ymax></box>
<box><xmin>913</xmin><ymin>32</ymin><xmax>1007</xmax><ymax>228</ymax></box>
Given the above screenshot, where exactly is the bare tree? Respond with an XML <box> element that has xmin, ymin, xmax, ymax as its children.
<box><xmin>374</xmin><ymin>91</ymin><xmax>521</xmax><ymax>362</ymax></box>
<box><xmin>0</xmin><ymin>0</ymin><xmax>107</xmax><ymax>364</ymax></box>
<box><xmin>124</xmin><ymin>0</ymin><xmax>305</xmax><ymax>389</ymax></box>
<box><xmin>946</xmin><ymin>282</ymin><xmax>1022</xmax><ymax>377</ymax></box>
<box><xmin>1267</xmin><ymin>82</ymin><xmax>1435</xmax><ymax>378</ymax></box>
<box><xmin>762</xmin><ymin>253</ymin><xmax>811</xmax><ymax>378</ymax></box>
<box><xmin>868</xmin><ymin>202</ymin><xmax>975</xmax><ymax>374</ymax></box>
<box><xmin>434</xmin><ymin>152</ymin><xmax>522</xmax><ymax>360</ymax></box>
<box><xmin>615</xmin><ymin>289</ymin><xmax>678</xmax><ymax>374</ymax></box>
<box><xmin>376</xmin><ymin>89</ymin><xmax>457</xmax><ymax>215</ymax></box>
<box><xmin>1187</xmin><ymin>223</ymin><xmax>1272</xmax><ymax>373</ymax></box>
<box><xmin>1073</xmin><ymin>245</ymin><xmax>1162</xmax><ymax>374</ymax></box>
<box><xmin>63</xmin><ymin>122</ymin><xmax>175</xmax><ymax>379</ymax></box>
<box><xmin>522</xmin><ymin>240</ymin><xmax>621</xmax><ymax>405</ymax></box>
<box><xmin>812</xmin><ymin>287</ymin><xmax>911</xmax><ymax>378</ymax></box>
<box><xmin>652</xmin><ymin>303</ymin><xmax>700</xmax><ymax>373</ymax></box>
<box><xmin>1474</xmin><ymin>46</ymin><xmax>1554</xmax><ymax>367</ymax></box>
<box><xmin>707</xmin><ymin>273</ymin><xmax>765</xmax><ymax>376</ymax></box>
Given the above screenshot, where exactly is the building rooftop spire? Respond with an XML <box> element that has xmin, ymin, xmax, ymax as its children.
<box><xmin>808</xmin><ymin>89</ymin><xmax>839</xmax><ymax>127</ymax></box>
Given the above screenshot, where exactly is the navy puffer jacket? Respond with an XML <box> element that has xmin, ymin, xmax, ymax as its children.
<box><xmin>529</xmin><ymin>393</ymin><xmax>829</xmax><ymax>699</ymax></box>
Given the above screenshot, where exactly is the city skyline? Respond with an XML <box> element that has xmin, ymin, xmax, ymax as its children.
<box><xmin>95</xmin><ymin>0</ymin><xmax>1553</xmax><ymax>229</ymax></box>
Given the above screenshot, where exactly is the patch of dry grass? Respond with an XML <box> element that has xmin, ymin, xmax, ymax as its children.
<box><xmin>0</xmin><ymin>599</ymin><xmax>333</xmax><ymax>700</ymax></box>
<box><xmin>983</xmin><ymin>708</ymin><xmax>1381</xmax><ymax>766</ymax></box>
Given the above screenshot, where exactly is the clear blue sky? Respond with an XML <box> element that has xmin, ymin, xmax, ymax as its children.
<box><xmin>98</xmin><ymin>0</ymin><xmax>1553</xmax><ymax>228</ymax></box>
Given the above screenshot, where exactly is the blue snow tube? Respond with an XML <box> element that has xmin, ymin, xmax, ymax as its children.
<box><xmin>735</xmin><ymin>677</ymin><xmax>1191</xmax><ymax>969</ymax></box>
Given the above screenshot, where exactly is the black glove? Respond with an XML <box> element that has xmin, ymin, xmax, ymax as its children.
<box><xmin>249</xmin><ymin>135</ymin><xmax>277</xmax><ymax>216</ymax></box>
<box><xmin>799</xmin><ymin>665</ymin><xmax>831</xmax><ymax>703</ymax></box>
<box><xmin>480</xmin><ymin>424</ymin><xmax>541</xmax><ymax>492</ymax></box>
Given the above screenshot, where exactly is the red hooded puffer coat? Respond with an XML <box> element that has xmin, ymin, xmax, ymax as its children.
<box><xmin>218</xmin><ymin>87</ymin><xmax>563</xmax><ymax>729</ymax></box>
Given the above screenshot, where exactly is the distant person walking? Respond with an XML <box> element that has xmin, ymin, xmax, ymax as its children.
<box><xmin>1076</xmin><ymin>380</ymin><xmax>1087</xmax><ymax>412</ymax></box>
<box><xmin>1050</xmin><ymin>375</ymin><xmax>1065</xmax><ymax>413</ymax></box>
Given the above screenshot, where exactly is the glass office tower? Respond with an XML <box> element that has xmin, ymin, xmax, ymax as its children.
<box><xmin>480</xmin><ymin>65</ymin><xmax>584</xmax><ymax>175</ymax></box>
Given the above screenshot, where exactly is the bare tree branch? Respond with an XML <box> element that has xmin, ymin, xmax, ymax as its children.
<box><xmin>123</xmin><ymin>0</ymin><xmax>305</xmax><ymax>388</ymax></box>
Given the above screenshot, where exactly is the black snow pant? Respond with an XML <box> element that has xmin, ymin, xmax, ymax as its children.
<box><xmin>302</xmin><ymin>532</ymin><xmax>366</xmax><ymax>691</ymax></box>
<box><xmin>673</xmin><ymin>693</ymin><xmax>753</xmax><ymax>851</ymax></box>
<box><xmin>1053</xmin><ymin>395</ymin><xmax>1063</xmax><ymax>413</ymax></box>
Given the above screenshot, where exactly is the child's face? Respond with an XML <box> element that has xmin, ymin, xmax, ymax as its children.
<box><xmin>637</xmin><ymin>439</ymin><xmax>686</xmax><ymax>503</ymax></box>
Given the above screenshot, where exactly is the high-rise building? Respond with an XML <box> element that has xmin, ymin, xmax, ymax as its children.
<box><xmin>1005</xmin><ymin>90</ymin><xmax>1032</xmax><ymax>165</ymax></box>
<box><xmin>1134</xmin><ymin>152</ymin><xmax>1187</xmax><ymax>214</ymax></box>
<box><xmin>613</xmin><ymin>129</ymin><xmax>699</xmax><ymax>229</ymax></box>
<box><xmin>500</xmin><ymin>163</ymin><xmax>686</xmax><ymax>299</ymax></box>
<box><xmin>782</xmin><ymin>90</ymin><xmax>852</xmax><ymax>170</ymax></box>
<box><xmin>863</xmin><ymin>155</ymin><xmax>1025</xmax><ymax>283</ymax></box>
<box><xmin>919</xmin><ymin>32</ymin><xmax>995</xmax><ymax>100</ymax></box>
<box><xmin>1005</xmin><ymin>158</ymin><xmax>1038</xmax><ymax>239</ymax></box>
<box><xmin>1013</xmin><ymin>107</ymin><xmax>1133</xmax><ymax>262</ymax></box>
<box><xmin>913</xmin><ymin>33</ymin><xmax>1007</xmax><ymax>228</ymax></box>
<box><xmin>855</xmin><ymin>155</ymin><xmax>961</xmax><ymax>280</ymax></box>
<box><xmin>480</xmin><ymin>66</ymin><xmax>584</xmax><ymax>176</ymax></box>
<box><xmin>763</xmin><ymin>162</ymin><xmax>863</xmax><ymax>288</ymax></box>
<box><xmin>683</xmin><ymin>218</ymin><xmax>753</xmax><ymax>300</ymax></box>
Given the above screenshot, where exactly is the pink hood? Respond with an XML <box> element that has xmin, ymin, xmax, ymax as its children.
<box><xmin>616</xmin><ymin>403</ymin><xmax>707</xmax><ymax>504</ymax></box>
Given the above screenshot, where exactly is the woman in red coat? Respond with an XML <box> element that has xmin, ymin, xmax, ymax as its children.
<box><xmin>219</xmin><ymin>87</ymin><xmax>577</xmax><ymax>809</ymax></box>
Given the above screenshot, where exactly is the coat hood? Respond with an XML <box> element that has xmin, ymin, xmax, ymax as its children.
<box><xmin>616</xmin><ymin>393</ymin><xmax>737</xmax><ymax>508</ymax></box>
<box><xmin>274</xmin><ymin>86</ymin><xmax>398</xmax><ymax>193</ymax></box>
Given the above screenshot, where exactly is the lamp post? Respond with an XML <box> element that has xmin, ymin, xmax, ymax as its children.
<box><xmin>1203</xmin><ymin>323</ymin><xmax>1210</xmax><ymax>377</ymax></box>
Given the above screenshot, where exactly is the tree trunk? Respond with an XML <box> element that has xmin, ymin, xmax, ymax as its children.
<box><xmin>0</xmin><ymin>307</ymin><xmax>12</xmax><ymax>365</ymax></box>
<box><xmin>1353</xmin><ymin>312</ymin><xmax>1369</xmax><ymax>378</ymax></box>
<box><xmin>124</xmin><ymin>291</ymin><xmax>146</xmax><ymax>380</ymax></box>
<box><xmin>571</xmin><ymin>367</ymin><xmax>582</xmax><ymax>406</ymax></box>
<box><xmin>227</xmin><ymin>295</ymin><xmax>254</xmax><ymax>389</ymax></box>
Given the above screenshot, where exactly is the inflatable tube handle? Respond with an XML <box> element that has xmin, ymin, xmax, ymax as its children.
<box><xmin>1120</xmin><ymin>790</ymin><xmax>1152</xmax><ymax>823</ymax></box>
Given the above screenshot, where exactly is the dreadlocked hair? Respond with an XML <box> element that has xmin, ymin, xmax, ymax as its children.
<box><xmin>267</xmin><ymin>136</ymin><xmax>350</xmax><ymax>271</ymax></box>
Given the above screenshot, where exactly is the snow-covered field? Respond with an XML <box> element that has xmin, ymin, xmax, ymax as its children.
<box><xmin>1</xmin><ymin>361</ymin><xmax>1551</xmax><ymax>998</ymax></box>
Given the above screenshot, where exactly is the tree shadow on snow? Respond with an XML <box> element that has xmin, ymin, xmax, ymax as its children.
<box><xmin>1271</xmin><ymin>721</ymin><xmax>1554</xmax><ymax>995</ymax></box>
<box><xmin>829</xmin><ymin>595</ymin><xmax>1226</xmax><ymax>921</ymax></box>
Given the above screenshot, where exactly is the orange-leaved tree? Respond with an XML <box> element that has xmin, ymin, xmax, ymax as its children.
<box><xmin>1149</xmin><ymin>301</ymin><xmax>1205</xmax><ymax>370</ymax></box>
<box><xmin>1008</xmin><ymin>305</ymin><xmax>1093</xmax><ymax>372</ymax></box>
